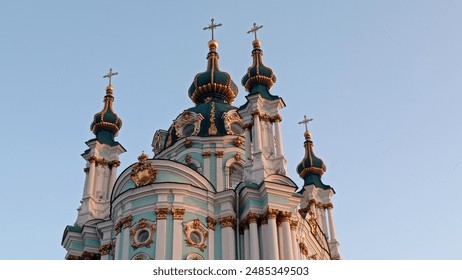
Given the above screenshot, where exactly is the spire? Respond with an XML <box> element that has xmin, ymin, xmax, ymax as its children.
<box><xmin>241</xmin><ymin>22</ymin><xmax>277</xmax><ymax>99</ymax></box>
<box><xmin>296</xmin><ymin>116</ymin><xmax>330</xmax><ymax>189</ymax></box>
<box><xmin>90</xmin><ymin>68</ymin><xmax>123</xmax><ymax>146</ymax></box>
<box><xmin>188</xmin><ymin>19</ymin><xmax>239</xmax><ymax>105</ymax></box>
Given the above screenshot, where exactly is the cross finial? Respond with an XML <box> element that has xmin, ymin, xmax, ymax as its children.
<box><xmin>247</xmin><ymin>22</ymin><xmax>263</xmax><ymax>41</ymax></box>
<box><xmin>298</xmin><ymin>115</ymin><xmax>313</xmax><ymax>132</ymax></box>
<box><xmin>103</xmin><ymin>68</ymin><xmax>118</xmax><ymax>86</ymax></box>
<box><xmin>203</xmin><ymin>18</ymin><xmax>222</xmax><ymax>41</ymax></box>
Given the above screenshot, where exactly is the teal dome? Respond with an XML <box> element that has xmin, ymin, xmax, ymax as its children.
<box><xmin>188</xmin><ymin>40</ymin><xmax>239</xmax><ymax>105</ymax></box>
<box><xmin>90</xmin><ymin>86</ymin><xmax>123</xmax><ymax>145</ymax></box>
<box><xmin>241</xmin><ymin>39</ymin><xmax>277</xmax><ymax>98</ymax></box>
<box><xmin>296</xmin><ymin>131</ymin><xmax>329</xmax><ymax>189</ymax></box>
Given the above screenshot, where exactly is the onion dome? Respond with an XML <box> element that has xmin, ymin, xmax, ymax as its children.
<box><xmin>296</xmin><ymin>131</ymin><xmax>330</xmax><ymax>189</ymax></box>
<box><xmin>188</xmin><ymin>39</ymin><xmax>239</xmax><ymax>105</ymax></box>
<box><xmin>90</xmin><ymin>85</ymin><xmax>123</xmax><ymax>145</ymax></box>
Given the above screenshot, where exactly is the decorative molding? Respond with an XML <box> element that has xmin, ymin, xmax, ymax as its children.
<box><xmin>207</xmin><ymin>216</ymin><xmax>216</xmax><ymax>231</ymax></box>
<box><xmin>184</xmin><ymin>219</ymin><xmax>208</xmax><ymax>251</ymax></box>
<box><xmin>184</xmin><ymin>138</ymin><xmax>193</xmax><ymax>148</ymax></box>
<box><xmin>130</xmin><ymin>218</ymin><xmax>156</xmax><ymax>249</ymax></box>
<box><xmin>223</xmin><ymin>109</ymin><xmax>244</xmax><ymax>135</ymax></box>
<box><xmin>81</xmin><ymin>251</ymin><xmax>101</xmax><ymax>260</ymax></box>
<box><xmin>234</xmin><ymin>153</ymin><xmax>241</xmax><ymax>162</ymax></box>
<box><xmin>98</xmin><ymin>243</ymin><xmax>112</xmax><ymax>256</ymax></box>
<box><xmin>271</xmin><ymin>114</ymin><xmax>282</xmax><ymax>123</ymax></box>
<box><xmin>260</xmin><ymin>215</ymin><xmax>268</xmax><ymax>225</ymax></box>
<box><xmin>299</xmin><ymin>242</ymin><xmax>308</xmax><ymax>256</ymax></box>
<box><xmin>308</xmin><ymin>212</ymin><xmax>318</xmax><ymax>236</ymax></box>
<box><xmin>266</xmin><ymin>209</ymin><xmax>279</xmax><ymax>219</ymax></box>
<box><xmin>202</xmin><ymin>151</ymin><xmax>211</xmax><ymax>158</ymax></box>
<box><xmin>155</xmin><ymin>208</ymin><xmax>169</xmax><ymax>220</ymax></box>
<box><xmin>208</xmin><ymin>102</ymin><xmax>218</xmax><ymax>135</ymax></box>
<box><xmin>215</xmin><ymin>151</ymin><xmax>224</xmax><ymax>158</ymax></box>
<box><xmin>130</xmin><ymin>153</ymin><xmax>157</xmax><ymax>187</ymax></box>
<box><xmin>108</xmin><ymin>160</ymin><xmax>120</xmax><ymax>168</ymax></box>
<box><xmin>324</xmin><ymin>203</ymin><xmax>334</xmax><ymax>209</ymax></box>
<box><xmin>218</xmin><ymin>215</ymin><xmax>236</xmax><ymax>230</ymax></box>
<box><xmin>184</xmin><ymin>154</ymin><xmax>192</xmax><ymax>163</ymax></box>
<box><xmin>120</xmin><ymin>215</ymin><xmax>133</xmax><ymax>229</ymax></box>
<box><xmin>114</xmin><ymin>222</ymin><xmax>122</xmax><ymax>234</ymax></box>
<box><xmin>289</xmin><ymin>220</ymin><xmax>298</xmax><ymax>231</ymax></box>
<box><xmin>172</xmin><ymin>208</ymin><xmax>186</xmax><ymax>220</ymax></box>
<box><xmin>173</xmin><ymin>110</ymin><xmax>203</xmax><ymax>138</ymax></box>
<box><xmin>261</xmin><ymin>113</ymin><xmax>271</xmax><ymax>123</ymax></box>
<box><xmin>278</xmin><ymin>211</ymin><xmax>292</xmax><ymax>222</ymax></box>
<box><xmin>233</xmin><ymin>137</ymin><xmax>243</xmax><ymax>147</ymax></box>
<box><xmin>89</xmin><ymin>156</ymin><xmax>97</xmax><ymax>163</ymax></box>
<box><xmin>246</xmin><ymin>212</ymin><xmax>259</xmax><ymax>224</ymax></box>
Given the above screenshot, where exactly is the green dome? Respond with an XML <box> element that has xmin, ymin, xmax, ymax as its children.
<box><xmin>296</xmin><ymin>131</ymin><xmax>329</xmax><ymax>189</ymax></box>
<box><xmin>90</xmin><ymin>86</ymin><xmax>123</xmax><ymax>145</ymax></box>
<box><xmin>188</xmin><ymin>40</ymin><xmax>238</xmax><ymax>105</ymax></box>
<box><xmin>241</xmin><ymin>39</ymin><xmax>277</xmax><ymax>99</ymax></box>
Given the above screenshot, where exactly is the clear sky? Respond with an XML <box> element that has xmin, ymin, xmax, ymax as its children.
<box><xmin>0</xmin><ymin>1</ymin><xmax>461</xmax><ymax>260</ymax></box>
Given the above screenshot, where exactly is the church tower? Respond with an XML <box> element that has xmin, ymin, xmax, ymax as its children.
<box><xmin>62</xmin><ymin>20</ymin><xmax>340</xmax><ymax>261</ymax></box>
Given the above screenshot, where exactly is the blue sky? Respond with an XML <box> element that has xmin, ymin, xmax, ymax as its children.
<box><xmin>0</xmin><ymin>1</ymin><xmax>461</xmax><ymax>259</ymax></box>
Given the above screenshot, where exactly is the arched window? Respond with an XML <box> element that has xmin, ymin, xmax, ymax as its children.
<box><xmin>229</xmin><ymin>163</ymin><xmax>243</xmax><ymax>190</ymax></box>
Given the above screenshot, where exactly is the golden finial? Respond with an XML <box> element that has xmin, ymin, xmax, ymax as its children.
<box><xmin>138</xmin><ymin>151</ymin><xmax>149</xmax><ymax>162</ymax></box>
<box><xmin>203</xmin><ymin>18</ymin><xmax>222</xmax><ymax>41</ymax></box>
<box><xmin>103</xmin><ymin>68</ymin><xmax>118</xmax><ymax>93</ymax></box>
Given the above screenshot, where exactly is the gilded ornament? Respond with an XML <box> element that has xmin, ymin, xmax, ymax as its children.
<box><xmin>208</xmin><ymin>102</ymin><xmax>218</xmax><ymax>135</ymax></box>
<box><xmin>215</xmin><ymin>151</ymin><xmax>224</xmax><ymax>158</ymax></box>
<box><xmin>130</xmin><ymin>153</ymin><xmax>157</xmax><ymax>187</ymax></box>
<box><xmin>121</xmin><ymin>215</ymin><xmax>133</xmax><ymax>229</ymax></box>
<box><xmin>184</xmin><ymin>219</ymin><xmax>208</xmax><ymax>251</ymax></box>
<box><xmin>81</xmin><ymin>251</ymin><xmax>101</xmax><ymax>260</ymax></box>
<box><xmin>89</xmin><ymin>156</ymin><xmax>97</xmax><ymax>163</ymax></box>
<box><xmin>184</xmin><ymin>154</ymin><xmax>192</xmax><ymax>163</ymax></box>
<box><xmin>325</xmin><ymin>202</ymin><xmax>334</xmax><ymax>209</ymax></box>
<box><xmin>207</xmin><ymin>216</ymin><xmax>216</xmax><ymax>230</ymax></box>
<box><xmin>114</xmin><ymin>222</ymin><xmax>122</xmax><ymax>234</ymax></box>
<box><xmin>260</xmin><ymin>215</ymin><xmax>268</xmax><ymax>225</ymax></box>
<box><xmin>233</xmin><ymin>137</ymin><xmax>243</xmax><ymax>147</ymax></box>
<box><xmin>223</xmin><ymin>109</ymin><xmax>244</xmax><ymax>135</ymax></box>
<box><xmin>234</xmin><ymin>153</ymin><xmax>241</xmax><ymax>162</ymax></box>
<box><xmin>155</xmin><ymin>208</ymin><xmax>169</xmax><ymax>220</ymax></box>
<box><xmin>271</xmin><ymin>114</ymin><xmax>282</xmax><ymax>123</ymax></box>
<box><xmin>299</xmin><ymin>242</ymin><xmax>309</xmax><ymax>256</ymax></box>
<box><xmin>98</xmin><ymin>243</ymin><xmax>111</xmax><ymax>256</ymax></box>
<box><xmin>184</xmin><ymin>138</ymin><xmax>193</xmax><ymax>148</ymax></box>
<box><xmin>108</xmin><ymin>160</ymin><xmax>120</xmax><ymax>168</ymax></box>
<box><xmin>130</xmin><ymin>220</ymin><xmax>156</xmax><ymax>249</ymax></box>
<box><xmin>246</xmin><ymin>212</ymin><xmax>259</xmax><ymax>224</ymax></box>
<box><xmin>218</xmin><ymin>215</ymin><xmax>236</xmax><ymax>230</ymax></box>
<box><xmin>172</xmin><ymin>208</ymin><xmax>186</xmax><ymax>220</ymax></box>
<box><xmin>202</xmin><ymin>151</ymin><xmax>211</xmax><ymax>158</ymax></box>
<box><xmin>289</xmin><ymin>220</ymin><xmax>299</xmax><ymax>231</ymax></box>
<box><xmin>266</xmin><ymin>209</ymin><xmax>279</xmax><ymax>219</ymax></box>
<box><xmin>261</xmin><ymin>113</ymin><xmax>271</xmax><ymax>123</ymax></box>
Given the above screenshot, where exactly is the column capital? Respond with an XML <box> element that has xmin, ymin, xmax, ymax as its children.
<box><xmin>289</xmin><ymin>220</ymin><xmax>298</xmax><ymax>231</ymax></box>
<box><xmin>266</xmin><ymin>208</ymin><xmax>279</xmax><ymax>219</ymax></box>
<box><xmin>271</xmin><ymin>114</ymin><xmax>282</xmax><ymax>123</ymax></box>
<box><xmin>260</xmin><ymin>214</ymin><xmax>268</xmax><ymax>225</ymax></box>
<box><xmin>278</xmin><ymin>211</ymin><xmax>292</xmax><ymax>222</ymax></box>
<box><xmin>246</xmin><ymin>212</ymin><xmax>259</xmax><ymax>224</ymax></box>
<box><xmin>218</xmin><ymin>215</ymin><xmax>236</xmax><ymax>230</ymax></box>
<box><xmin>99</xmin><ymin>243</ymin><xmax>112</xmax><ymax>256</ymax></box>
<box><xmin>108</xmin><ymin>160</ymin><xmax>121</xmax><ymax>168</ymax></box>
<box><xmin>207</xmin><ymin>216</ymin><xmax>216</xmax><ymax>230</ymax></box>
<box><xmin>89</xmin><ymin>156</ymin><xmax>98</xmax><ymax>163</ymax></box>
<box><xmin>202</xmin><ymin>151</ymin><xmax>212</xmax><ymax>158</ymax></box>
<box><xmin>215</xmin><ymin>151</ymin><xmax>224</xmax><ymax>158</ymax></box>
<box><xmin>324</xmin><ymin>202</ymin><xmax>334</xmax><ymax>209</ymax></box>
<box><xmin>155</xmin><ymin>208</ymin><xmax>169</xmax><ymax>220</ymax></box>
<box><xmin>171</xmin><ymin>208</ymin><xmax>185</xmax><ymax>220</ymax></box>
<box><xmin>120</xmin><ymin>214</ymin><xmax>133</xmax><ymax>229</ymax></box>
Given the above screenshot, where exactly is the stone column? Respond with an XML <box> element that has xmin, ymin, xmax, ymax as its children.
<box><xmin>326</xmin><ymin>203</ymin><xmax>337</xmax><ymax>242</ymax></box>
<box><xmin>108</xmin><ymin>160</ymin><xmax>120</xmax><ymax>192</ymax></box>
<box><xmin>277</xmin><ymin>217</ymin><xmax>284</xmax><ymax>260</ymax></box>
<box><xmin>172</xmin><ymin>208</ymin><xmax>185</xmax><ymax>260</ymax></box>
<box><xmin>219</xmin><ymin>215</ymin><xmax>236</xmax><ymax>260</ymax></box>
<box><xmin>207</xmin><ymin>217</ymin><xmax>216</xmax><ymax>260</ymax></box>
<box><xmin>252</xmin><ymin>111</ymin><xmax>262</xmax><ymax>153</ymax></box>
<box><xmin>247</xmin><ymin>213</ymin><xmax>260</xmax><ymax>260</ymax></box>
<box><xmin>86</xmin><ymin>156</ymin><xmax>97</xmax><ymax>199</ymax></box>
<box><xmin>242</xmin><ymin>222</ymin><xmax>250</xmax><ymax>260</ymax></box>
<box><xmin>202</xmin><ymin>151</ymin><xmax>211</xmax><ymax>179</ymax></box>
<box><xmin>113</xmin><ymin>223</ymin><xmax>121</xmax><ymax>259</ymax></box>
<box><xmin>155</xmin><ymin>208</ymin><xmax>169</xmax><ymax>260</ymax></box>
<box><xmin>244</xmin><ymin>124</ymin><xmax>252</xmax><ymax>160</ymax></box>
<box><xmin>290</xmin><ymin>220</ymin><xmax>300</xmax><ymax>260</ymax></box>
<box><xmin>215</xmin><ymin>151</ymin><xmax>224</xmax><ymax>191</ymax></box>
<box><xmin>259</xmin><ymin>215</ymin><xmax>268</xmax><ymax>259</ymax></box>
<box><xmin>273</xmin><ymin>115</ymin><xmax>284</xmax><ymax>157</ymax></box>
<box><xmin>266</xmin><ymin>209</ymin><xmax>279</xmax><ymax>260</ymax></box>
<box><xmin>120</xmin><ymin>215</ymin><xmax>132</xmax><ymax>260</ymax></box>
<box><xmin>280</xmin><ymin>212</ymin><xmax>294</xmax><ymax>260</ymax></box>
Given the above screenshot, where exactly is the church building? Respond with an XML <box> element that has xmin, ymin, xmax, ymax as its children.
<box><xmin>61</xmin><ymin>20</ymin><xmax>341</xmax><ymax>260</ymax></box>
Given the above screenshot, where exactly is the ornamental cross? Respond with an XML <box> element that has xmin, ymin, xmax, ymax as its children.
<box><xmin>247</xmin><ymin>22</ymin><xmax>263</xmax><ymax>41</ymax></box>
<box><xmin>203</xmin><ymin>18</ymin><xmax>222</xmax><ymax>40</ymax></box>
<box><xmin>103</xmin><ymin>68</ymin><xmax>118</xmax><ymax>86</ymax></box>
<box><xmin>298</xmin><ymin>115</ymin><xmax>313</xmax><ymax>132</ymax></box>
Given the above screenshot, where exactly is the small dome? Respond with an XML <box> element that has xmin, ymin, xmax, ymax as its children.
<box><xmin>188</xmin><ymin>40</ymin><xmax>239</xmax><ymax>105</ymax></box>
<box><xmin>296</xmin><ymin>131</ymin><xmax>328</xmax><ymax>187</ymax></box>
<box><xmin>241</xmin><ymin>39</ymin><xmax>277</xmax><ymax>95</ymax></box>
<box><xmin>90</xmin><ymin>86</ymin><xmax>123</xmax><ymax>144</ymax></box>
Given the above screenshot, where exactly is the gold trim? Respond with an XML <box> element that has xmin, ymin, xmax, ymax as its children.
<box><xmin>299</xmin><ymin>242</ymin><xmax>308</xmax><ymax>256</ymax></box>
<box><xmin>289</xmin><ymin>220</ymin><xmax>298</xmax><ymax>231</ymax></box>
<box><xmin>184</xmin><ymin>219</ymin><xmax>209</xmax><ymax>251</ymax></box>
<box><xmin>218</xmin><ymin>215</ymin><xmax>236</xmax><ymax>230</ymax></box>
<box><xmin>155</xmin><ymin>208</ymin><xmax>169</xmax><ymax>220</ymax></box>
<box><xmin>172</xmin><ymin>208</ymin><xmax>186</xmax><ymax>220</ymax></box>
<box><xmin>121</xmin><ymin>215</ymin><xmax>133</xmax><ymax>229</ymax></box>
<box><xmin>130</xmin><ymin>218</ymin><xmax>156</xmax><ymax>249</ymax></box>
<box><xmin>233</xmin><ymin>137</ymin><xmax>243</xmax><ymax>147</ymax></box>
<box><xmin>130</xmin><ymin>154</ymin><xmax>157</xmax><ymax>187</ymax></box>
<box><xmin>208</xmin><ymin>102</ymin><xmax>218</xmax><ymax>135</ymax></box>
<box><xmin>215</xmin><ymin>151</ymin><xmax>224</xmax><ymax>158</ymax></box>
<box><xmin>266</xmin><ymin>209</ymin><xmax>278</xmax><ymax>219</ymax></box>
<box><xmin>207</xmin><ymin>216</ymin><xmax>216</xmax><ymax>230</ymax></box>
<box><xmin>234</xmin><ymin>153</ymin><xmax>241</xmax><ymax>162</ymax></box>
<box><xmin>202</xmin><ymin>151</ymin><xmax>211</xmax><ymax>158</ymax></box>
<box><xmin>246</xmin><ymin>212</ymin><xmax>259</xmax><ymax>224</ymax></box>
<box><xmin>98</xmin><ymin>243</ymin><xmax>111</xmax><ymax>256</ymax></box>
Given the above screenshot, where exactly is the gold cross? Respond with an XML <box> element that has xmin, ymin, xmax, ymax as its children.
<box><xmin>203</xmin><ymin>18</ymin><xmax>222</xmax><ymax>41</ymax></box>
<box><xmin>247</xmin><ymin>22</ymin><xmax>263</xmax><ymax>41</ymax></box>
<box><xmin>298</xmin><ymin>115</ymin><xmax>313</xmax><ymax>132</ymax></box>
<box><xmin>103</xmin><ymin>68</ymin><xmax>118</xmax><ymax>86</ymax></box>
